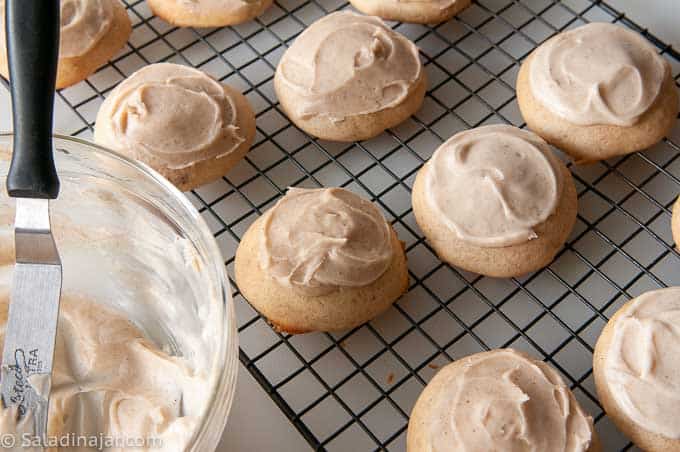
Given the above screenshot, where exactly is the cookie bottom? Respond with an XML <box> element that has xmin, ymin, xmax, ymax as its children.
<box><xmin>275</xmin><ymin>71</ymin><xmax>427</xmax><ymax>142</ymax></box>
<box><xmin>349</xmin><ymin>0</ymin><xmax>471</xmax><ymax>24</ymax></box>
<box><xmin>148</xmin><ymin>0</ymin><xmax>274</xmax><ymax>27</ymax></box>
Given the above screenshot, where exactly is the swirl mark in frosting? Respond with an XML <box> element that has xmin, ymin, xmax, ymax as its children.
<box><xmin>277</xmin><ymin>11</ymin><xmax>422</xmax><ymax>121</ymax></box>
<box><xmin>100</xmin><ymin>63</ymin><xmax>245</xmax><ymax>170</ymax></box>
<box><xmin>260</xmin><ymin>187</ymin><xmax>393</xmax><ymax>296</ymax></box>
<box><xmin>60</xmin><ymin>0</ymin><xmax>114</xmax><ymax>58</ymax></box>
<box><xmin>422</xmin><ymin>350</ymin><xmax>593</xmax><ymax>452</ymax></box>
<box><xmin>605</xmin><ymin>287</ymin><xmax>680</xmax><ymax>438</ymax></box>
<box><xmin>0</xmin><ymin>0</ymin><xmax>114</xmax><ymax>59</ymax></box>
<box><xmin>423</xmin><ymin>125</ymin><xmax>563</xmax><ymax>247</ymax></box>
<box><xmin>529</xmin><ymin>22</ymin><xmax>669</xmax><ymax>127</ymax></box>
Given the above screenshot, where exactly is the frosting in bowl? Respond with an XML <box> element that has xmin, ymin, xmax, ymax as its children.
<box><xmin>277</xmin><ymin>11</ymin><xmax>423</xmax><ymax>121</ymax></box>
<box><xmin>418</xmin><ymin>349</ymin><xmax>594</xmax><ymax>452</ymax></box>
<box><xmin>423</xmin><ymin>125</ymin><xmax>564</xmax><ymax>247</ymax></box>
<box><xmin>529</xmin><ymin>22</ymin><xmax>668</xmax><ymax>127</ymax></box>
<box><xmin>259</xmin><ymin>187</ymin><xmax>394</xmax><ymax>296</ymax></box>
<box><xmin>0</xmin><ymin>295</ymin><xmax>209</xmax><ymax>451</ymax></box>
<box><xmin>605</xmin><ymin>287</ymin><xmax>680</xmax><ymax>438</ymax></box>
<box><xmin>95</xmin><ymin>63</ymin><xmax>246</xmax><ymax>170</ymax></box>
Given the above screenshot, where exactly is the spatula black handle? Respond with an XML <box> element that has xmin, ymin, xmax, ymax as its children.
<box><xmin>6</xmin><ymin>0</ymin><xmax>60</xmax><ymax>199</ymax></box>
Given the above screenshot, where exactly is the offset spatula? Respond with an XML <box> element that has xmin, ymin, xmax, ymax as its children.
<box><xmin>0</xmin><ymin>0</ymin><xmax>62</xmax><ymax>435</ymax></box>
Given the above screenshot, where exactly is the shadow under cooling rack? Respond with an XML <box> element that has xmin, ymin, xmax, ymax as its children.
<box><xmin>4</xmin><ymin>0</ymin><xmax>679</xmax><ymax>450</ymax></box>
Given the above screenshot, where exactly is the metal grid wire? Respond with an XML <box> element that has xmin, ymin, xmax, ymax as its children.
<box><xmin>7</xmin><ymin>0</ymin><xmax>680</xmax><ymax>450</ymax></box>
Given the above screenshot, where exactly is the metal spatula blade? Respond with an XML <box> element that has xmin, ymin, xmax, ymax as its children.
<box><xmin>1</xmin><ymin>199</ymin><xmax>61</xmax><ymax>429</ymax></box>
<box><xmin>0</xmin><ymin>0</ymin><xmax>62</xmax><ymax>436</ymax></box>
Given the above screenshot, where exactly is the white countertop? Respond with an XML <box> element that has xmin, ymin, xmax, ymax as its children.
<box><xmin>0</xmin><ymin>1</ymin><xmax>677</xmax><ymax>451</ymax></box>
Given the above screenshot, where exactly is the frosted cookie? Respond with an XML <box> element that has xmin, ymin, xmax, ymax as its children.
<box><xmin>349</xmin><ymin>0</ymin><xmax>470</xmax><ymax>24</ymax></box>
<box><xmin>673</xmin><ymin>196</ymin><xmax>680</xmax><ymax>249</ymax></box>
<box><xmin>408</xmin><ymin>349</ymin><xmax>600</xmax><ymax>452</ymax></box>
<box><xmin>594</xmin><ymin>287</ymin><xmax>680</xmax><ymax>452</ymax></box>
<box><xmin>412</xmin><ymin>124</ymin><xmax>577</xmax><ymax>278</ymax></box>
<box><xmin>147</xmin><ymin>0</ymin><xmax>274</xmax><ymax>27</ymax></box>
<box><xmin>0</xmin><ymin>0</ymin><xmax>132</xmax><ymax>89</ymax></box>
<box><xmin>94</xmin><ymin>63</ymin><xmax>256</xmax><ymax>191</ymax></box>
<box><xmin>234</xmin><ymin>187</ymin><xmax>409</xmax><ymax>334</ymax></box>
<box><xmin>274</xmin><ymin>11</ymin><xmax>427</xmax><ymax>142</ymax></box>
<box><xmin>517</xmin><ymin>22</ymin><xmax>678</xmax><ymax>163</ymax></box>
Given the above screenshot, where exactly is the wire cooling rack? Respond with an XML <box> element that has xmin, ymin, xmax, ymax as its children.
<box><xmin>5</xmin><ymin>0</ymin><xmax>679</xmax><ymax>450</ymax></box>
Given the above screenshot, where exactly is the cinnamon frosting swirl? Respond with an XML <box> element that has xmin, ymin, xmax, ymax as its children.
<box><xmin>604</xmin><ymin>287</ymin><xmax>680</xmax><ymax>438</ymax></box>
<box><xmin>276</xmin><ymin>11</ymin><xmax>423</xmax><ymax>121</ymax></box>
<box><xmin>423</xmin><ymin>125</ymin><xmax>563</xmax><ymax>247</ymax></box>
<box><xmin>0</xmin><ymin>0</ymin><xmax>115</xmax><ymax>59</ymax></box>
<box><xmin>409</xmin><ymin>349</ymin><xmax>595</xmax><ymax>452</ymax></box>
<box><xmin>94</xmin><ymin>63</ymin><xmax>246</xmax><ymax>170</ymax></box>
<box><xmin>60</xmin><ymin>0</ymin><xmax>114</xmax><ymax>58</ymax></box>
<box><xmin>259</xmin><ymin>188</ymin><xmax>394</xmax><ymax>296</ymax></box>
<box><xmin>529</xmin><ymin>22</ymin><xmax>669</xmax><ymax>127</ymax></box>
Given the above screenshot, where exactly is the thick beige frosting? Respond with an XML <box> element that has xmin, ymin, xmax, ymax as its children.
<box><xmin>60</xmin><ymin>0</ymin><xmax>114</xmax><ymax>58</ymax></box>
<box><xmin>529</xmin><ymin>22</ymin><xmax>668</xmax><ymax>127</ymax></box>
<box><xmin>95</xmin><ymin>63</ymin><xmax>245</xmax><ymax>170</ymax></box>
<box><xmin>260</xmin><ymin>187</ymin><xmax>393</xmax><ymax>296</ymax></box>
<box><xmin>423</xmin><ymin>125</ymin><xmax>563</xmax><ymax>247</ymax></box>
<box><xmin>0</xmin><ymin>0</ymin><xmax>114</xmax><ymax>59</ymax></box>
<box><xmin>605</xmin><ymin>287</ymin><xmax>680</xmax><ymax>438</ymax></box>
<box><xmin>277</xmin><ymin>11</ymin><xmax>423</xmax><ymax>121</ymax></box>
<box><xmin>0</xmin><ymin>295</ymin><xmax>208</xmax><ymax>451</ymax></box>
<box><xmin>0</xmin><ymin>407</ymin><xmax>38</xmax><ymax>452</ymax></box>
<box><xmin>422</xmin><ymin>350</ymin><xmax>594</xmax><ymax>452</ymax></box>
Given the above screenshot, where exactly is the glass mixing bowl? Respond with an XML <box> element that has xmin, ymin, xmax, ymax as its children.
<box><xmin>0</xmin><ymin>134</ymin><xmax>238</xmax><ymax>451</ymax></box>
